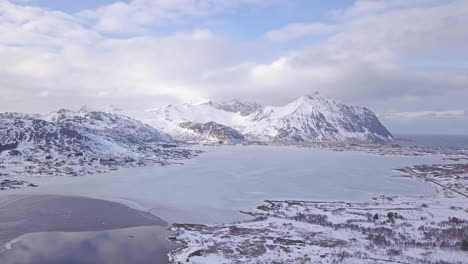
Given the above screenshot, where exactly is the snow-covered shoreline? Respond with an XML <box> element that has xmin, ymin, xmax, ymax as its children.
<box><xmin>1</xmin><ymin>141</ymin><xmax>468</xmax><ymax>263</ymax></box>
<box><xmin>168</xmin><ymin>158</ymin><xmax>468</xmax><ymax>264</ymax></box>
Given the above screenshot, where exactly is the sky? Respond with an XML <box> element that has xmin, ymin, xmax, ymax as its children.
<box><xmin>0</xmin><ymin>0</ymin><xmax>467</xmax><ymax>134</ymax></box>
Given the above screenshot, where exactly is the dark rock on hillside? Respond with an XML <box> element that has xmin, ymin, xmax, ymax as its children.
<box><xmin>208</xmin><ymin>100</ymin><xmax>262</xmax><ymax>116</ymax></box>
<box><xmin>0</xmin><ymin>142</ymin><xmax>18</xmax><ymax>153</ymax></box>
<box><xmin>179</xmin><ymin>121</ymin><xmax>245</xmax><ymax>143</ymax></box>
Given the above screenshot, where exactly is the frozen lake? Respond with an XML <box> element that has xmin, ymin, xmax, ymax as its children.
<box><xmin>3</xmin><ymin>146</ymin><xmax>442</xmax><ymax>224</ymax></box>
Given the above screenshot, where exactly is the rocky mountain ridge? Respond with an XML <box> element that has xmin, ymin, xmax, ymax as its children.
<box><xmin>129</xmin><ymin>93</ymin><xmax>393</xmax><ymax>144</ymax></box>
<box><xmin>0</xmin><ymin>108</ymin><xmax>200</xmax><ymax>178</ymax></box>
<box><xmin>244</xmin><ymin>93</ymin><xmax>392</xmax><ymax>142</ymax></box>
<box><xmin>179</xmin><ymin>121</ymin><xmax>245</xmax><ymax>143</ymax></box>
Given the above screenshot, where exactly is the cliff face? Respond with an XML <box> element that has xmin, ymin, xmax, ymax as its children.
<box><xmin>179</xmin><ymin>121</ymin><xmax>245</xmax><ymax>143</ymax></box>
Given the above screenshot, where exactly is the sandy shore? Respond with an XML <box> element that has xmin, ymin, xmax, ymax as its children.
<box><xmin>0</xmin><ymin>195</ymin><xmax>177</xmax><ymax>263</ymax></box>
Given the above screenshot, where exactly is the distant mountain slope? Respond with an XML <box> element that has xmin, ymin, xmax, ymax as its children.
<box><xmin>179</xmin><ymin>121</ymin><xmax>245</xmax><ymax>143</ymax></box>
<box><xmin>1</xmin><ymin>108</ymin><xmax>170</xmax><ymax>155</ymax></box>
<box><xmin>208</xmin><ymin>99</ymin><xmax>262</xmax><ymax>116</ymax></box>
<box><xmin>43</xmin><ymin>108</ymin><xmax>171</xmax><ymax>151</ymax></box>
<box><xmin>132</xmin><ymin>93</ymin><xmax>392</xmax><ymax>143</ymax></box>
<box><xmin>126</xmin><ymin>102</ymin><xmax>243</xmax><ymax>142</ymax></box>
<box><xmin>0</xmin><ymin>108</ymin><xmax>198</xmax><ymax>177</ymax></box>
<box><xmin>244</xmin><ymin>93</ymin><xmax>393</xmax><ymax>143</ymax></box>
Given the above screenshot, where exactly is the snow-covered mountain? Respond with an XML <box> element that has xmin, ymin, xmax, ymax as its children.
<box><xmin>179</xmin><ymin>121</ymin><xmax>245</xmax><ymax>143</ymax></box>
<box><xmin>124</xmin><ymin>101</ymin><xmax>248</xmax><ymax>143</ymax></box>
<box><xmin>0</xmin><ymin>108</ymin><xmax>198</xmax><ymax>177</ymax></box>
<box><xmin>207</xmin><ymin>99</ymin><xmax>262</xmax><ymax>116</ymax></box>
<box><xmin>245</xmin><ymin>93</ymin><xmax>393</xmax><ymax>143</ymax></box>
<box><xmin>43</xmin><ymin>107</ymin><xmax>171</xmax><ymax>151</ymax></box>
<box><xmin>128</xmin><ymin>93</ymin><xmax>392</xmax><ymax>143</ymax></box>
<box><xmin>1</xmin><ymin>108</ymin><xmax>169</xmax><ymax>155</ymax></box>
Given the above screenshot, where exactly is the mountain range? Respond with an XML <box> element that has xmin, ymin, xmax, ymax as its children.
<box><xmin>0</xmin><ymin>93</ymin><xmax>393</xmax><ymax>177</ymax></box>
<box><xmin>124</xmin><ymin>92</ymin><xmax>393</xmax><ymax>144</ymax></box>
<box><xmin>0</xmin><ymin>93</ymin><xmax>393</xmax><ymax>176</ymax></box>
<box><xmin>0</xmin><ymin>108</ymin><xmax>197</xmax><ymax>177</ymax></box>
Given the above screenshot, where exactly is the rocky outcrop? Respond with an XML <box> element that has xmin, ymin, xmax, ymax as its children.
<box><xmin>208</xmin><ymin>100</ymin><xmax>262</xmax><ymax>116</ymax></box>
<box><xmin>0</xmin><ymin>142</ymin><xmax>18</xmax><ymax>153</ymax></box>
<box><xmin>179</xmin><ymin>121</ymin><xmax>245</xmax><ymax>143</ymax></box>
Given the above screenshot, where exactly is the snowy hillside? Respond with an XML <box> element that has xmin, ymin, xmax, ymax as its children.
<box><xmin>0</xmin><ymin>108</ymin><xmax>199</xmax><ymax>178</ymax></box>
<box><xmin>207</xmin><ymin>99</ymin><xmax>262</xmax><ymax>116</ymax></box>
<box><xmin>127</xmin><ymin>93</ymin><xmax>393</xmax><ymax>143</ymax></box>
<box><xmin>245</xmin><ymin>93</ymin><xmax>392</xmax><ymax>142</ymax></box>
<box><xmin>179</xmin><ymin>121</ymin><xmax>245</xmax><ymax>143</ymax></box>
<box><xmin>124</xmin><ymin>101</ymin><xmax>248</xmax><ymax>143</ymax></box>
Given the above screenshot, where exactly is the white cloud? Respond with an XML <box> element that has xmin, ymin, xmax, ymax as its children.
<box><xmin>0</xmin><ymin>0</ymin><xmax>468</xmax><ymax>134</ymax></box>
<box><xmin>328</xmin><ymin>0</ymin><xmax>446</xmax><ymax>20</ymax></box>
<box><xmin>0</xmin><ymin>1</ymin><xmax>258</xmax><ymax>111</ymax></box>
<box><xmin>0</xmin><ymin>0</ymin><xmax>101</xmax><ymax>47</ymax></box>
<box><xmin>243</xmin><ymin>0</ymin><xmax>468</xmax><ymax>109</ymax></box>
<box><xmin>77</xmin><ymin>0</ymin><xmax>280</xmax><ymax>34</ymax></box>
<box><xmin>263</xmin><ymin>23</ymin><xmax>337</xmax><ymax>42</ymax></box>
<box><xmin>382</xmin><ymin>110</ymin><xmax>467</xmax><ymax>120</ymax></box>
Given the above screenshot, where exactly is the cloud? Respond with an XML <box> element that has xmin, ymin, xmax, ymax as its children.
<box><xmin>382</xmin><ymin>110</ymin><xmax>467</xmax><ymax>120</ymax></box>
<box><xmin>77</xmin><ymin>0</ymin><xmax>280</xmax><ymax>34</ymax></box>
<box><xmin>240</xmin><ymin>0</ymin><xmax>468</xmax><ymax>109</ymax></box>
<box><xmin>0</xmin><ymin>1</ymin><xmax>259</xmax><ymax>111</ymax></box>
<box><xmin>0</xmin><ymin>0</ymin><xmax>101</xmax><ymax>47</ymax></box>
<box><xmin>263</xmin><ymin>23</ymin><xmax>337</xmax><ymax>42</ymax></box>
<box><xmin>379</xmin><ymin>108</ymin><xmax>468</xmax><ymax>134</ymax></box>
<box><xmin>328</xmin><ymin>0</ymin><xmax>447</xmax><ymax>20</ymax></box>
<box><xmin>0</xmin><ymin>0</ymin><xmax>468</xmax><ymax>134</ymax></box>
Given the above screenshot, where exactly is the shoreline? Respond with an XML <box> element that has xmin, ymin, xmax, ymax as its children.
<box><xmin>168</xmin><ymin>161</ymin><xmax>468</xmax><ymax>263</ymax></box>
<box><xmin>0</xmin><ymin>144</ymin><xmax>467</xmax><ymax>263</ymax></box>
<box><xmin>0</xmin><ymin>195</ymin><xmax>178</xmax><ymax>264</ymax></box>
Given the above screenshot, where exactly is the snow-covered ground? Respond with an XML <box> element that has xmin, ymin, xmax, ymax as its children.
<box><xmin>1</xmin><ymin>144</ymin><xmax>467</xmax><ymax>263</ymax></box>
<box><xmin>163</xmin><ymin>147</ymin><xmax>468</xmax><ymax>264</ymax></box>
<box><xmin>169</xmin><ymin>196</ymin><xmax>468</xmax><ymax>264</ymax></box>
<box><xmin>0</xmin><ymin>145</ymin><xmax>444</xmax><ymax>224</ymax></box>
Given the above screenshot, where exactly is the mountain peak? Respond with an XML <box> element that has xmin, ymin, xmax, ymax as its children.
<box><xmin>281</xmin><ymin>92</ymin><xmax>336</xmax><ymax>115</ymax></box>
<box><xmin>248</xmin><ymin>93</ymin><xmax>392</xmax><ymax>143</ymax></box>
<box><xmin>297</xmin><ymin>92</ymin><xmax>332</xmax><ymax>104</ymax></box>
<box><xmin>303</xmin><ymin>91</ymin><xmax>321</xmax><ymax>99</ymax></box>
<box><xmin>79</xmin><ymin>105</ymin><xmax>99</xmax><ymax>113</ymax></box>
<box><xmin>188</xmin><ymin>98</ymin><xmax>212</xmax><ymax>106</ymax></box>
<box><xmin>104</xmin><ymin>105</ymin><xmax>122</xmax><ymax>112</ymax></box>
<box><xmin>208</xmin><ymin>99</ymin><xmax>262</xmax><ymax>116</ymax></box>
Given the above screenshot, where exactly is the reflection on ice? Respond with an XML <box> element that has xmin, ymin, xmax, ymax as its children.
<box><xmin>0</xmin><ymin>226</ymin><xmax>177</xmax><ymax>264</ymax></box>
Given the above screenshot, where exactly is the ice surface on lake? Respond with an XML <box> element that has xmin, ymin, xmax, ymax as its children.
<box><xmin>3</xmin><ymin>146</ymin><xmax>441</xmax><ymax>224</ymax></box>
